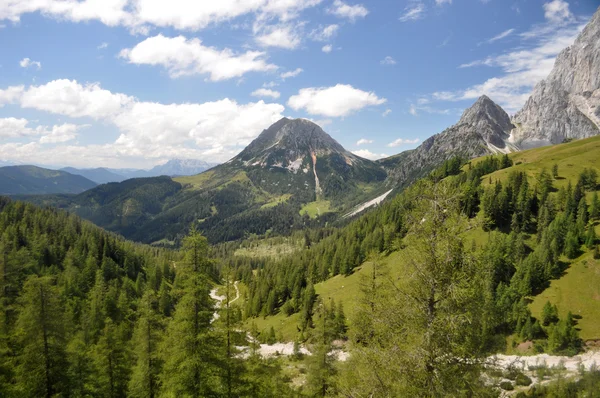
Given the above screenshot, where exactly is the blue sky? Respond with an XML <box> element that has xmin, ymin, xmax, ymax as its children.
<box><xmin>0</xmin><ymin>0</ymin><xmax>597</xmax><ymax>168</ymax></box>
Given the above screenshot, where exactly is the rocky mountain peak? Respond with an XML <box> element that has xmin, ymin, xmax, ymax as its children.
<box><xmin>236</xmin><ymin>117</ymin><xmax>347</xmax><ymax>165</ymax></box>
<box><xmin>457</xmin><ymin>95</ymin><xmax>514</xmax><ymax>150</ymax></box>
<box><xmin>511</xmin><ymin>6</ymin><xmax>600</xmax><ymax>148</ymax></box>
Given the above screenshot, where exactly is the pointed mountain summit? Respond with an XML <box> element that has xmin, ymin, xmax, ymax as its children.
<box><xmin>511</xmin><ymin>6</ymin><xmax>600</xmax><ymax>148</ymax></box>
<box><xmin>384</xmin><ymin>95</ymin><xmax>515</xmax><ymax>187</ymax></box>
<box><xmin>222</xmin><ymin>118</ymin><xmax>387</xmax><ymax>202</ymax></box>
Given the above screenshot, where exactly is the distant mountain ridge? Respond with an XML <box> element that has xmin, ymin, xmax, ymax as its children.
<box><xmin>63</xmin><ymin>159</ymin><xmax>218</xmax><ymax>184</ymax></box>
<box><xmin>0</xmin><ymin>165</ymin><xmax>97</xmax><ymax>195</ymax></box>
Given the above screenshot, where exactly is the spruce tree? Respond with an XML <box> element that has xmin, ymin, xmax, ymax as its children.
<box><xmin>586</xmin><ymin>227</ymin><xmax>598</xmax><ymax>249</ymax></box>
<box><xmin>15</xmin><ymin>276</ymin><xmax>68</xmax><ymax>398</ymax></box>
<box><xmin>128</xmin><ymin>291</ymin><xmax>163</xmax><ymax>398</ymax></box>
<box><xmin>591</xmin><ymin>191</ymin><xmax>600</xmax><ymax>221</ymax></box>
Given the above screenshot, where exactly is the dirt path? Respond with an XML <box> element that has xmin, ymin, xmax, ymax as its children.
<box><xmin>210</xmin><ymin>281</ymin><xmax>240</xmax><ymax>322</ymax></box>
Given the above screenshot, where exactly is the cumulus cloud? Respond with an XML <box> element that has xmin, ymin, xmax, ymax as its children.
<box><xmin>321</xmin><ymin>44</ymin><xmax>333</xmax><ymax>53</ymax></box>
<box><xmin>251</xmin><ymin>88</ymin><xmax>281</xmax><ymax>99</ymax></box>
<box><xmin>387</xmin><ymin>138</ymin><xmax>420</xmax><ymax>147</ymax></box>
<box><xmin>288</xmin><ymin>84</ymin><xmax>386</xmax><ymax>117</ymax></box>
<box><xmin>328</xmin><ymin>0</ymin><xmax>368</xmax><ymax>21</ymax></box>
<box><xmin>19</xmin><ymin>58</ymin><xmax>41</xmax><ymax>69</ymax></box>
<box><xmin>380</xmin><ymin>56</ymin><xmax>396</xmax><ymax>65</ymax></box>
<box><xmin>382</xmin><ymin>109</ymin><xmax>392</xmax><ymax>117</ymax></box>
<box><xmin>254</xmin><ymin>23</ymin><xmax>303</xmax><ymax>49</ymax></box>
<box><xmin>399</xmin><ymin>1</ymin><xmax>425</xmax><ymax>22</ymax></box>
<box><xmin>39</xmin><ymin>123</ymin><xmax>84</xmax><ymax>144</ymax></box>
<box><xmin>351</xmin><ymin>149</ymin><xmax>388</xmax><ymax>160</ymax></box>
<box><xmin>0</xmin><ymin>79</ymin><xmax>285</xmax><ymax>165</ymax></box>
<box><xmin>280</xmin><ymin>68</ymin><xmax>303</xmax><ymax>79</ymax></box>
<box><xmin>356</xmin><ymin>138</ymin><xmax>373</xmax><ymax>145</ymax></box>
<box><xmin>119</xmin><ymin>35</ymin><xmax>277</xmax><ymax>81</ymax></box>
<box><xmin>0</xmin><ymin>0</ymin><xmax>323</xmax><ymax>33</ymax></box>
<box><xmin>431</xmin><ymin>1</ymin><xmax>587</xmax><ymax>112</ymax></box>
<box><xmin>0</xmin><ymin>117</ymin><xmax>83</xmax><ymax>143</ymax></box>
<box><xmin>309</xmin><ymin>24</ymin><xmax>339</xmax><ymax>41</ymax></box>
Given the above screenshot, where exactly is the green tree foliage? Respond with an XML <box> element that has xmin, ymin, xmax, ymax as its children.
<box><xmin>14</xmin><ymin>276</ymin><xmax>68</xmax><ymax>397</ymax></box>
<box><xmin>542</xmin><ymin>301</ymin><xmax>559</xmax><ymax>326</ymax></box>
<box><xmin>338</xmin><ymin>181</ymin><xmax>488</xmax><ymax>396</ymax></box>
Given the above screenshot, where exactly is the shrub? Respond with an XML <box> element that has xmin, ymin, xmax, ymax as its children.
<box><xmin>500</xmin><ymin>381</ymin><xmax>514</xmax><ymax>391</ymax></box>
<box><xmin>515</xmin><ymin>373</ymin><xmax>532</xmax><ymax>386</ymax></box>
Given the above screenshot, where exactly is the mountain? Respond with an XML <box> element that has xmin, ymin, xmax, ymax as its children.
<box><xmin>0</xmin><ymin>165</ymin><xmax>97</xmax><ymax>195</ymax></box>
<box><xmin>225</xmin><ymin>117</ymin><xmax>387</xmax><ymax>201</ymax></box>
<box><xmin>21</xmin><ymin>119</ymin><xmax>387</xmax><ymax>244</ymax></box>
<box><xmin>61</xmin><ymin>167</ymin><xmax>128</xmax><ymax>184</ymax></box>
<box><xmin>511</xmin><ymin>7</ymin><xmax>600</xmax><ymax>148</ymax></box>
<box><xmin>385</xmin><ymin>95</ymin><xmax>516</xmax><ymax>187</ymax></box>
<box><xmin>147</xmin><ymin>159</ymin><xmax>216</xmax><ymax>177</ymax></box>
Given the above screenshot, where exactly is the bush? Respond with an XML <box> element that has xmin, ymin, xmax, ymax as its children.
<box><xmin>515</xmin><ymin>373</ymin><xmax>532</xmax><ymax>386</ymax></box>
<box><xmin>500</xmin><ymin>381</ymin><xmax>514</xmax><ymax>391</ymax></box>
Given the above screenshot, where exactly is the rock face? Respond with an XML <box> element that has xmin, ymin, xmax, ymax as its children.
<box><xmin>227</xmin><ymin>117</ymin><xmax>387</xmax><ymax>201</ymax></box>
<box><xmin>386</xmin><ymin>95</ymin><xmax>515</xmax><ymax>187</ymax></box>
<box><xmin>148</xmin><ymin>159</ymin><xmax>216</xmax><ymax>177</ymax></box>
<box><xmin>511</xmin><ymin>7</ymin><xmax>600</xmax><ymax>148</ymax></box>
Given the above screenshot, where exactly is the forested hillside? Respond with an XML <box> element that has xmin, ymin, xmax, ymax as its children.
<box><xmin>221</xmin><ymin>136</ymin><xmax>600</xmax><ymax>394</ymax></box>
<box><xmin>0</xmin><ymin>198</ymin><xmax>295</xmax><ymax>397</ymax></box>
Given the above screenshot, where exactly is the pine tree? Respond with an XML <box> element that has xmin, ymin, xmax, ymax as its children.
<box><xmin>591</xmin><ymin>191</ymin><xmax>600</xmax><ymax>221</ymax></box>
<box><xmin>542</xmin><ymin>301</ymin><xmax>559</xmax><ymax>326</ymax></box>
<box><xmin>586</xmin><ymin>227</ymin><xmax>597</xmax><ymax>249</ymax></box>
<box><xmin>552</xmin><ymin>163</ymin><xmax>559</xmax><ymax>179</ymax></box>
<box><xmin>92</xmin><ymin>318</ymin><xmax>130</xmax><ymax>398</ymax></box>
<box><xmin>159</xmin><ymin>228</ymin><xmax>218</xmax><ymax>397</ymax></box>
<box><xmin>305</xmin><ymin>301</ymin><xmax>336</xmax><ymax>397</ymax></box>
<box><xmin>128</xmin><ymin>291</ymin><xmax>163</xmax><ymax>398</ymax></box>
<box><xmin>15</xmin><ymin>276</ymin><xmax>68</xmax><ymax>398</ymax></box>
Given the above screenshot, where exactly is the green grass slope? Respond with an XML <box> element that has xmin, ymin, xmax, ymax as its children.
<box><xmin>245</xmin><ymin>136</ymin><xmax>600</xmax><ymax>342</ymax></box>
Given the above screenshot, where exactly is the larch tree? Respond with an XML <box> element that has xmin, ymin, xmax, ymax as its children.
<box><xmin>14</xmin><ymin>276</ymin><xmax>68</xmax><ymax>398</ymax></box>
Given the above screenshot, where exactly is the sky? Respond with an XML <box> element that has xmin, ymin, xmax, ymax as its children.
<box><xmin>0</xmin><ymin>0</ymin><xmax>597</xmax><ymax>169</ymax></box>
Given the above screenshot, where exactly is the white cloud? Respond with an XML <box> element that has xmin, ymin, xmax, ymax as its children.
<box><xmin>288</xmin><ymin>84</ymin><xmax>386</xmax><ymax>117</ymax></box>
<box><xmin>321</xmin><ymin>44</ymin><xmax>333</xmax><ymax>53</ymax></box>
<box><xmin>0</xmin><ymin>117</ymin><xmax>84</xmax><ymax>144</ymax></box>
<box><xmin>280</xmin><ymin>68</ymin><xmax>303</xmax><ymax>79</ymax></box>
<box><xmin>0</xmin><ymin>117</ymin><xmax>42</xmax><ymax>138</ymax></box>
<box><xmin>97</xmin><ymin>42</ymin><xmax>109</xmax><ymax>49</ymax></box>
<box><xmin>255</xmin><ymin>23</ymin><xmax>302</xmax><ymax>49</ymax></box>
<box><xmin>409</xmin><ymin>103</ymin><xmax>450</xmax><ymax>116</ymax></box>
<box><xmin>119</xmin><ymin>34</ymin><xmax>277</xmax><ymax>81</ymax></box>
<box><xmin>435</xmin><ymin>0</ymin><xmax>452</xmax><ymax>5</ymax></box>
<box><xmin>0</xmin><ymin>79</ymin><xmax>285</xmax><ymax>165</ymax></box>
<box><xmin>328</xmin><ymin>0</ymin><xmax>368</xmax><ymax>21</ymax></box>
<box><xmin>309</xmin><ymin>24</ymin><xmax>339</xmax><ymax>41</ymax></box>
<box><xmin>0</xmin><ymin>85</ymin><xmax>25</xmax><ymax>106</ymax></box>
<box><xmin>487</xmin><ymin>28</ymin><xmax>515</xmax><ymax>43</ymax></box>
<box><xmin>263</xmin><ymin>81</ymin><xmax>278</xmax><ymax>88</ymax></box>
<box><xmin>380</xmin><ymin>56</ymin><xmax>396</xmax><ymax>65</ymax></box>
<box><xmin>251</xmin><ymin>88</ymin><xmax>280</xmax><ymax>99</ymax></box>
<box><xmin>387</xmin><ymin>138</ymin><xmax>420</xmax><ymax>147</ymax></box>
<box><xmin>352</xmin><ymin>149</ymin><xmax>388</xmax><ymax>160</ymax></box>
<box><xmin>0</xmin><ymin>0</ymin><xmax>323</xmax><ymax>33</ymax></box>
<box><xmin>19</xmin><ymin>58</ymin><xmax>41</xmax><ymax>69</ymax></box>
<box><xmin>39</xmin><ymin>124</ymin><xmax>84</xmax><ymax>144</ymax></box>
<box><xmin>356</xmin><ymin>138</ymin><xmax>373</xmax><ymax>145</ymax></box>
<box><xmin>17</xmin><ymin>79</ymin><xmax>133</xmax><ymax>119</ymax></box>
<box><xmin>432</xmin><ymin>3</ymin><xmax>587</xmax><ymax>112</ymax></box>
<box><xmin>382</xmin><ymin>108</ymin><xmax>392</xmax><ymax>117</ymax></box>
<box><xmin>543</xmin><ymin>0</ymin><xmax>573</xmax><ymax>24</ymax></box>
<box><xmin>399</xmin><ymin>1</ymin><xmax>425</xmax><ymax>22</ymax></box>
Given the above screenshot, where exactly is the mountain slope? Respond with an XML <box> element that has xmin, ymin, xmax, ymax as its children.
<box><xmin>149</xmin><ymin>159</ymin><xmax>216</xmax><ymax>177</ymax></box>
<box><xmin>385</xmin><ymin>95</ymin><xmax>515</xmax><ymax>187</ymax></box>
<box><xmin>61</xmin><ymin>167</ymin><xmax>128</xmax><ymax>184</ymax></box>
<box><xmin>511</xmin><ymin>6</ymin><xmax>600</xmax><ymax>147</ymax></box>
<box><xmin>0</xmin><ymin>165</ymin><xmax>97</xmax><ymax>195</ymax></box>
<box><xmin>223</xmin><ymin>117</ymin><xmax>387</xmax><ymax>202</ymax></box>
<box><xmin>21</xmin><ymin>119</ymin><xmax>387</xmax><ymax>244</ymax></box>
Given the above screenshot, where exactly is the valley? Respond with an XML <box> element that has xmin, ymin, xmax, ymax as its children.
<box><xmin>1</xmin><ymin>2</ymin><xmax>600</xmax><ymax>397</ymax></box>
